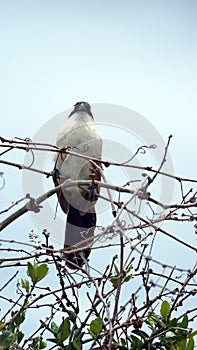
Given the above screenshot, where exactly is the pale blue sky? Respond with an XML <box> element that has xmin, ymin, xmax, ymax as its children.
<box><xmin>0</xmin><ymin>0</ymin><xmax>197</xmax><ymax>340</ymax></box>
<box><xmin>1</xmin><ymin>0</ymin><xmax>197</xmax><ymax>152</ymax></box>
<box><xmin>1</xmin><ymin>0</ymin><xmax>197</xmax><ymax>238</ymax></box>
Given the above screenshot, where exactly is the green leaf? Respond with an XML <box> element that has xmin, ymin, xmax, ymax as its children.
<box><xmin>19</xmin><ymin>278</ymin><xmax>30</xmax><ymax>293</ymax></box>
<box><xmin>31</xmin><ymin>337</ymin><xmax>47</xmax><ymax>349</ymax></box>
<box><xmin>15</xmin><ymin>312</ymin><xmax>26</xmax><ymax>326</ymax></box>
<box><xmin>121</xmin><ymin>338</ymin><xmax>126</xmax><ymax>345</ymax></box>
<box><xmin>180</xmin><ymin>314</ymin><xmax>188</xmax><ymax>329</ymax></box>
<box><xmin>74</xmin><ymin>329</ymin><xmax>84</xmax><ymax>339</ymax></box>
<box><xmin>190</xmin><ymin>330</ymin><xmax>197</xmax><ymax>338</ymax></box>
<box><xmin>126</xmin><ymin>263</ymin><xmax>133</xmax><ymax>273</ymax></box>
<box><xmin>0</xmin><ymin>331</ymin><xmax>15</xmax><ymax>348</ymax></box>
<box><xmin>90</xmin><ymin>317</ymin><xmax>103</xmax><ymax>336</ymax></box>
<box><xmin>40</xmin><ymin>320</ymin><xmax>48</xmax><ymax>328</ymax></box>
<box><xmin>17</xmin><ymin>331</ymin><xmax>24</xmax><ymax>344</ymax></box>
<box><xmin>67</xmin><ymin>310</ymin><xmax>77</xmax><ymax>322</ymax></box>
<box><xmin>114</xmin><ymin>263</ymin><xmax>119</xmax><ymax>275</ymax></box>
<box><xmin>40</xmin><ymin>320</ymin><xmax>57</xmax><ymax>336</ymax></box>
<box><xmin>130</xmin><ymin>335</ymin><xmax>143</xmax><ymax>350</ymax></box>
<box><xmin>35</xmin><ymin>264</ymin><xmax>49</xmax><ymax>282</ymax></box>
<box><xmin>186</xmin><ymin>337</ymin><xmax>194</xmax><ymax>350</ymax></box>
<box><xmin>27</xmin><ymin>262</ymin><xmax>36</xmax><ymax>283</ymax></box>
<box><xmin>179</xmin><ymin>338</ymin><xmax>187</xmax><ymax>350</ymax></box>
<box><xmin>146</xmin><ymin>313</ymin><xmax>165</xmax><ymax>329</ymax></box>
<box><xmin>123</xmin><ymin>275</ymin><xmax>133</xmax><ymax>283</ymax></box>
<box><xmin>165</xmin><ymin>331</ymin><xmax>176</xmax><ymax>338</ymax></box>
<box><xmin>58</xmin><ymin>318</ymin><xmax>71</xmax><ymax>341</ymax></box>
<box><xmin>110</xmin><ymin>263</ymin><xmax>133</xmax><ymax>287</ymax></box>
<box><xmin>27</xmin><ymin>262</ymin><xmax>49</xmax><ymax>284</ymax></box>
<box><xmin>73</xmin><ymin>337</ymin><xmax>82</xmax><ymax>350</ymax></box>
<box><xmin>123</xmin><ymin>264</ymin><xmax>133</xmax><ymax>283</ymax></box>
<box><xmin>169</xmin><ymin>318</ymin><xmax>177</xmax><ymax>327</ymax></box>
<box><xmin>110</xmin><ymin>277</ymin><xmax>119</xmax><ymax>288</ymax></box>
<box><xmin>51</xmin><ymin>321</ymin><xmax>59</xmax><ymax>335</ymax></box>
<box><xmin>160</xmin><ymin>300</ymin><xmax>171</xmax><ymax>320</ymax></box>
<box><xmin>40</xmin><ymin>340</ymin><xmax>47</xmax><ymax>349</ymax></box>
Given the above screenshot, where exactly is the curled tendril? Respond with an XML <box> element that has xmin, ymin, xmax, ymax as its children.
<box><xmin>13</xmin><ymin>137</ymin><xmax>35</xmax><ymax>168</ymax></box>
<box><xmin>120</xmin><ymin>144</ymin><xmax>157</xmax><ymax>165</ymax></box>
<box><xmin>24</xmin><ymin>139</ymin><xmax>35</xmax><ymax>168</ymax></box>
<box><xmin>25</xmin><ymin>148</ymin><xmax>35</xmax><ymax>168</ymax></box>
<box><xmin>57</xmin><ymin>146</ymin><xmax>72</xmax><ymax>162</ymax></box>
<box><xmin>149</xmin><ymin>144</ymin><xmax>157</xmax><ymax>149</ymax></box>
<box><xmin>97</xmin><ymin>220</ymin><xmax>127</xmax><ymax>242</ymax></box>
<box><xmin>0</xmin><ymin>172</ymin><xmax>5</xmax><ymax>190</ymax></box>
<box><xmin>73</xmin><ymin>143</ymin><xmax>90</xmax><ymax>153</ymax></box>
<box><xmin>80</xmin><ymin>227</ymin><xmax>94</xmax><ymax>241</ymax></box>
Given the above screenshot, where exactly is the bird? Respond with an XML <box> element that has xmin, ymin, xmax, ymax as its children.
<box><xmin>53</xmin><ymin>102</ymin><xmax>102</xmax><ymax>269</ymax></box>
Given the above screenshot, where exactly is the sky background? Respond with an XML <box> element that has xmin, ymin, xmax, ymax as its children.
<box><xmin>0</xmin><ymin>0</ymin><xmax>197</xmax><ymax>344</ymax></box>
<box><xmin>0</xmin><ymin>0</ymin><xmax>197</xmax><ymax>161</ymax></box>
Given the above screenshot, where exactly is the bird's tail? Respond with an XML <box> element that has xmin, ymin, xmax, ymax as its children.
<box><xmin>63</xmin><ymin>205</ymin><xmax>96</xmax><ymax>269</ymax></box>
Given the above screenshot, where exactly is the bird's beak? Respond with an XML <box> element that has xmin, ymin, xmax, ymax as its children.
<box><xmin>77</xmin><ymin>102</ymin><xmax>87</xmax><ymax>112</ymax></box>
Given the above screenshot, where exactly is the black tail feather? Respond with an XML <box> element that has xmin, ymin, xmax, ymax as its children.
<box><xmin>63</xmin><ymin>205</ymin><xmax>96</xmax><ymax>269</ymax></box>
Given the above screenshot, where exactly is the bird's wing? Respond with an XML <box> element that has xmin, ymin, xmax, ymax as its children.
<box><xmin>52</xmin><ymin>168</ymin><xmax>69</xmax><ymax>214</ymax></box>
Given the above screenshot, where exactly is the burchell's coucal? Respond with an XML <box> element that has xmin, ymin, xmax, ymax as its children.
<box><xmin>53</xmin><ymin>102</ymin><xmax>102</xmax><ymax>269</ymax></box>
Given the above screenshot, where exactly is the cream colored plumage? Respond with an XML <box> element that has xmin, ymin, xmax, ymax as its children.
<box><xmin>55</xmin><ymin>106</ymin><xmax>102</xmax><ymax>213</ymax></box>
<box><xmin>53</xmin><ymin>102</ymin><xmax>102</xmax><ymax>269</ymax></box>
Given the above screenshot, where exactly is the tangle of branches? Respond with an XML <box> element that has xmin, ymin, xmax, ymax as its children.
<box><xmin>0</xmin><ymin>135</ymin><xmax>196</xmax><ymax>350</ymax></box>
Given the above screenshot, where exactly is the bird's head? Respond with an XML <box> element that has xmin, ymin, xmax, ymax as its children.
<box><xmin>68</xmin><ymin>101</ymin><xmax>93</xmax><ymax>119</ymax></box>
